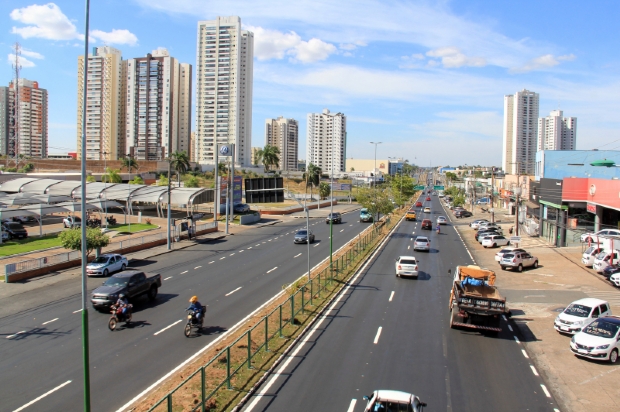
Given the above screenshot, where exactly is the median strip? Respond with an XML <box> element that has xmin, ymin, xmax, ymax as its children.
<box><xmin>154</xmin><ymin>320</ymin><xmax>183</xmax><ymax>336</ymax></box>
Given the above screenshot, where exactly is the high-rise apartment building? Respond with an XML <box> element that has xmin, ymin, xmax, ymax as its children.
<box><xmin>195</xmin><ymin>16</ymin><xmax>254</xmax><ymax>166</ymax></box>
<box><xmin>502</xmin><ymin>89</ymin><xmax>539</xmax><ymax>175</ymax></box>
<box><xmin>124</xmin><ymin>48</ymin><xmax>192</xmax><ymax>161</ymax></box>
<box><xmin>537</xmin><ymin>110</ymin><xmax>577</xmax><ymax>151</ymax></box>
<box><xmin>307</xmin><ymin>109</ymin><xmax>347</xmax><ymax>174</ymax></box>
<box><xmin>77</xmin><ymin>46</ymin><xmax>124</xmax><ymax>160</ymax></box>
<box><xmin>0</xmin><ymin>79</ymin><xmax>48</xmax><ymax>158</ymax></box>
<box><xmin>265</xmin><ymin>117</ymin><xmax>298</xmax><ymax>171</ymax></box>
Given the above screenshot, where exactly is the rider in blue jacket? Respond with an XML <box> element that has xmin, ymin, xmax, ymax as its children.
<box><xmin>187</xmin><ymin>296</ymin><xmax>204</xmax><ymax>322</ymax></box>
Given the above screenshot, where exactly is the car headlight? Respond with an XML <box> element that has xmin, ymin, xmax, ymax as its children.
<box><xmin>571</xmin><ymin>336</ymin><xmax>575</xmax><ymax>343</ymax></box>
<box><xmin>596</xmin><ymin>344</ymin><xmax>610</xmax><ymax>350</ymax></box>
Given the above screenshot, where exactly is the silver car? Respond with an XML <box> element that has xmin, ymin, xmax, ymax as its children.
<box><xmin>86</xmin><ymin>254</ymin><xmax>129</xmax><ymax>277</ymax></box>
<box><xmin>395</xmin><ymin>256</ymin><xmax>419</xmax><ymax>278</ymax></box>
<box><xmin>436</xmin><ymin>216</ymin><xmax>447</xmax><ymax>225</ymax></box>
<box><xmin>413</xmin><ymin>236</ymin><xmax>430</xmax><ymax>252</ymax></box>
<box><xmin>500</xmin><ymin>251</ymin><xmax>539</xmax><ymax>272</ymax></box>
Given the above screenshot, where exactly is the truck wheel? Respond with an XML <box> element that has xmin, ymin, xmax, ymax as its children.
<box><xmin>610</xmin><ymin>349</ymin><xmax>619</xmax><ymax>364</ymax></box>
<box><xmin>148</xmin><ymin>286</ymin><xmax>158</xmax><ymax>301</ymax></box>
<box><xmin>517</xmin><ymin>264</ymin><xmax>523</xmax><ymax>273</ymax></box>
<box><xmin>449</xmin><ymin>307</ymin><xmax>458</xmax><ymax>329</ymax></box>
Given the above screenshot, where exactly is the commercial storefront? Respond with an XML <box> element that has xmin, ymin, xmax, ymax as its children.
<box><xmin>538</xmin><ymin>178</ymin><xmax>566</xmax><ymax>246</ymax></box>
<box><xmin>562</xmin><ymin>177</ymin><xmax>620</xmax><ymax>233</ymax></box>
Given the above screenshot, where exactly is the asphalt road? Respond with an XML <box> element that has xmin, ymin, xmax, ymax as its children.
<box><xmin>0</xmin><ymin>207</ymin><xmax>370</xmax><ymax>412</ymax></box>
<box><xmin>241</xmin><ymin>191</ymin><xmax>559</xmax><ymax>412</ymax></box>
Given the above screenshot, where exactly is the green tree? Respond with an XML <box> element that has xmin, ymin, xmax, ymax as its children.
<box><xmin>86</xmin><ymin>175</ymin><xmax>96</xmax><ymax>183</ymax></box>
<box><xmin>217</xmin><ymin>162</ymin><xmax>228</xmax><ymax>176</ymax></box>
<box><xmin>473</xmin><ymin>170</ymin><xmax>484</xmax><ymax>178</ymax></box>
<box><xmin>128</xmin><ymin>175</ymin><xmax>144</xmax><ymax>185</ymax></box>
<box><xmin>319</xmin><ymin>182</ymin><xmax>331</xmax><ymax>199</ymax></box>
<box><xmin>255</xmin><ymin>145</ymin><xmax>281</xmax><ymax>172</ymax></box>
<box><xmin>356</xmin><ymin>187</ymin><xmax>394</xmax><ymax>222</ymax></box>
<box><xmin>185</xmin><ymin>176</ymin><xmax>200</xmax><ymax>188</ymax></box>
<box><xmin>102</xmin><ymin>168</ymin><xmax>122</xmax><ymax>183</ymax></box>
<box><xmin>350</xmin><ymin>167</ymin><xmax>355</xmax><ymax>172</ymax></box>
<box><xmin>121</xmin><ymin>156</ymin><xmax>139</xmax><ymax>175</ymax></box>
<box><xmin>303</xmin><ymin>163</ymin><xmax>321</xmax><ymax>202</ymax></box>
<box><xmin>390</xmin><ymin>174</ymin><xmax>415</xmax><ymax>206</ymax></box>
<box><xmin>59</xmin><ymin>227</ymin><xmax>110</xmax><ymax>257</ymax></box>
<box><xmin>157</xmin><ymin>174</ymin><xmax>169</xmax><ymax>186</ymax></box>
<box><xmin>170</xmin><ymin>151</ymin><xmax>191</xmax><ymax>187</ymax></box>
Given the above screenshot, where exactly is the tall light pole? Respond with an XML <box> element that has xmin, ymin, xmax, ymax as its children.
<box><xmin>370</xmin><ymin>142</ymin><xmax>382</xmax><ymax>221</ymax></box>
<box><xmin>329</xmin><ymin>125</ymin><xmax>335</xmax><ymax>272</ymax></box>
<box><xmin>103</xmin><ymin>151</ymin><xmax>108</xmax><ymax>229</ymax></box>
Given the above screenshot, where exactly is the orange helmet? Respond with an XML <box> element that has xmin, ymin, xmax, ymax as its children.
<box><xmin>189</xmin><ymin>296</ymin><xmax>198</xmax><ymax>303</ymax></box>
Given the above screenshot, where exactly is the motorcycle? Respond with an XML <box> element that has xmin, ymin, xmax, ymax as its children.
<box><xmin>106</xmin><ymin>216</ymin><xmax>117</xmax><ymax>225</ymax></box>
<box><xmin>184</xmin><ymin>307</ymin><xmax>206</xmax><ymax>337</ymax></box>
<box><xmin>108</xmin><ymin>304</ymin><xmax>133</xmax><ymax>331</ymax></box>
<box><xmin>436</xmin><ymin>226</ymin><xmax>441</xmax><ymax>235</ymax></box>
<box><xmin>87</xmin><ymin>218</ymin><xmax>101</xmax><ymax>228</ymax></box>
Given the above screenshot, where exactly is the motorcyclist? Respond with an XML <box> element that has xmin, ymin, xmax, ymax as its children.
<box><xmin>116</xmin><ymin>293</ymin><xmax>129</xmax><ymax>315</ymax></box>
<box><xmin>436</xmin><ymin>224</ymin><xmax>441</xmax><ymax>234</ymax></box>
<box><xmin>187</xmin><ymin>296</ymin><xmax>204</xmax><ymax>323</ymax></box>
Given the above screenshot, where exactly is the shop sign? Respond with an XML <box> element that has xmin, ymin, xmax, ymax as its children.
<box><xmin>587</xmin><ymin>203</ymin><xmax>596</xmax><ymax>214</ymax></box>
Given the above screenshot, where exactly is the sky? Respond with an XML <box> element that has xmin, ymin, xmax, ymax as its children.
<box><xmin>1</xmin><ymin>0</ymin><xmax>619</xmax><ymax>168</ymax></box>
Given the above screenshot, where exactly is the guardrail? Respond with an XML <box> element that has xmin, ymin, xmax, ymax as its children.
<box><xmin>4</xmin><ymin>222</ymin><xmax>217</xmax><ymax>280</ymax></box>
<box><xmin>145</xmin><ymin>218</ymin><xmax>391</xmax><ymax>412</ymax></box>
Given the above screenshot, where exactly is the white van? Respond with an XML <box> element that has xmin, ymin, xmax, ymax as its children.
<box><xmin>554</xmin><ymin>298</ymin><xmax>612</xmax><ymax>334</ymax></box>
<box><xmin>593</xmin><ymin>250</ymin><xmax>619</xmax><ymax>273</ymax></box>
<box><xmin>582</xmin><ymin>246</ymin><xmax>605</xmax><ymax>267</ymax></box>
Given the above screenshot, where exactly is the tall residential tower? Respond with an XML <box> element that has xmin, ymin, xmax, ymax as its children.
<box><xmin>265</xmin><ymin>117</ymin><xmax>299</xmax><ymax>171</ymax></box>
<box><xmin>537</xmin><ymin>110</ymin><xmax>577</xmax><ymax>151</ymax></box>
<box><xmin>502</xmin><ymin>89</ymin><xmax>539</xmax><ymax>175</ymax></box>
<box><xmin>307</xmin><ymin>109</ymin><xmax>346</xmax><ymax>174</ymax></box>
<box><xmin>195</xmin><ymin>16</ymin><xmax>254</xmax><ymax>166</ymax></box>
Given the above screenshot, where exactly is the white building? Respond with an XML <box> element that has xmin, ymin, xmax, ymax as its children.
<box><xmin>502</xmin><ymin>89</ymin><xmax>539</xmax><ymax>175</ymax></box>
<box><xmin>194</xmin><ymin>16</ymin><xmax>254</xmax><ymax>166</ymax></box>
<box><xmin>265</xmin><ymin>117</ymin><xmax>298</xmax><ymax>171</ymax></box>
<box><xmin>307</xmin><ymin>109</ymin><xmax>346</xmax><ymax>174</ymax></box>
<box><xmin>537</xmin><ymin>110</ymin><xmax>577</xmax><ymax>151</ymax></box>
<box><xmin>125</xmin><ymin>48</ymin><xmax>192</xmax><ymax>161</ymax></box>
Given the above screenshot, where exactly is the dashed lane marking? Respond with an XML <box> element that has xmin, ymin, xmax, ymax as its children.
<box><xmin>248</xmin><ymin>247</ymin><xmax>253</xmax><ymax>249</ymax></box>
<box><xmin>314</xmin><ymin>243</ymin><xmax>320</xmax><ymax>247</ymax></box>
<box><xmin>195</xmin><ymin>266</ymin><xmax>202</xmax><ymax>269</ymax></box>
<box><xmin>6</xmin><ymin>331</ymin><xmax>26</xmax><ymax>339</ymax></box>
<box><xmin>294</xmin><ymin>253</ymin><xmax>302</xmax><ymax>258</ymax></box>
<box><xmin>13</xmin><ymin>380</ymin><xmax>72</xmax><ymax>412</ymax></box>
<box><xmin>347</xmin><ymin>399</ymin><xmax>357</xmax><ymax>412</ymax></box>
<box><xmin>180</xmin><ymin>270</ymin><xmax>188</xmax><ymax>274</ymax></box>
<box><xmin>256</xmin><ymin>244</ymin><xmax>261</xmax><ymax>246</ymax></box>
<box><xmin>226</xmin><ymin>287</ymin><xmax>242</xmax><ymax>296</ymax></box>
<box><xmin>389</xmin><ymin>291</ymin><xmax>394</xmax><ymax>302</ymax></box>
<box><xmin>340</xmin><ymin>229</ymin><xmax>344</xmax><ymax>232</ymax></box>
<box><xmin>266</xmin><ymin>267</ymin><xmax>278</xmax><ymax>274</ymax></box>
<box><xmin>230</xmin><ymin>253</ymin><xmax>235</xmax><ymax>256</ymax></box>
<box><xmin>530</xmin><ymin>365</ymin><xmax>539</xmax><ymax>376</ymax></box>
<box><xmin>514</xmin><ymin>336</ymin><xmax>520</xmax><ymax>344</ymax></box>
<box><xmin>522</xmin><ymin>349</ymin><xmax>529</xmax><ymax>358</ymax></box>
<box><xmin>239</xmin><ymin>250</ymin><xmax>244</xmax><ymax>253</ymax></box>
<box><xmin>72</xmin><ymin>309</ymin><xmax>82</xmax><ymax>313</ymax></box>
<box><xmin>508</xmin><ymin>324</ymin><xmax>513</xmax><ymax>332</ymax></box>
<box><xmin>42</xmin><ymin>318</ymin><xmax>59</xmax><ymax>325</ymax></box>
<box><xmin>154</xmin><ymin>320</ymin><xmax>183</xmax><ymax>336</ymax></box>
<box><xmin>373</xmin><ymin>327</ymin><xmax>382</xmax><ymax>344</ymax></box>
<box><xmin>408</xmin><ymin>245</ymin><xmax>410</xmax><ymax>249</ymax></box>
<box><xmin>541</xmin><ymin>384</ymin><xmax>551</xmax><ymax>398</ymax></box>
<box><xmin>209</xmin><ymin>261</ymin><xmax>215</xmax><ymax>264</ymax></box>
<box><xmin>220</xmin><ymin>257</ymin><xmax>226</xmax><ymax>260</ymax></box>
<box><xmin>163</xmin><ymin>276</ymin><xmax>173</xmax><ymax>281</ymax></box>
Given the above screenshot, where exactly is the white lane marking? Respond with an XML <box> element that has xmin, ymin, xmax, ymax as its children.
<box><xmin>407</xmin><ymin>245</ymin><xmax>410</xmax><ymax>250</ymax></box>
<box><xmin>530</xmin><ymin>365</ymin><xmax>539</xmax><ymax>376</ymax></box>
<box><xmin>230</xmin><ymin>253</ymin><xmax>235</xmax><ymax>256</ymax></box>
<box><xmin>239</xmin><ymin>250</ymin><xmax>244</xmax><ymax>253</ymax></box>
<box><xmin>72</xmin><ymin>309</ymin><xmax>82</xmax><ymax>313</ymax></box>
<box><xmin>294</xmin><ymin>253</ymin><xmax>302</xmax><ymax>258</ymax></box>
<box><xmin>508</xmin><ymin>324</ymin><xmax>513</xmax><ymax>332</ymax></box>
<box><xmin>389</xmin><ymin>291</ymin><xmax>394</xmax><ymax>302</ymax></box>
<box><xmin>314</xmin><ymin>243</ymin><xmax>320</xmax><ymax>247</ymax></box>
<box><xmin>194</xmin><ymin>266</ymin><xmax>202</xmax><ymax>269</ymax></box>
<box><xmin>266</xmin><ymin>267</ymin><xmax>278</xmax><ymax>274</ymax></box>
<box><xmin>154</xmin><ymin>320</ymin><xmax>183</xmax><ymax>336</ymax></box>
<box><xmin>163</xmin><ymin>276</ymin><xmax>173</xmax><ymax>281</ymax></box>
<box><xmin>6</xmin><ymin>331</ymin><xmax>26</xmax><ymax>339</ymax></box>
<box><xmin>13</xmin><ymin>380</ymin><xmax>72</xmax><ymax>412</ymax></box>
<box><xmin>410</xmin><ymin>238</ymin><xmax>413</xmax><ymax>241</ymax></box>
<box><xmin>226</xmin><ymin>287</ymin><xmax>242</xmax><ymax>296</ymax></box>
<box><xmin>373</xmin><ymin>327</ymin><xmax>382</xmax><ymax>344</ymax></box>
<box><xmin>268</xmin><ymin>239</ymin><xmax>272</xmax><ymax>242</ymax></box>
<box><xmin>502</xmin><ymin>315</ymin><xmax>507</xmax><ymax>321</ymax></box>
<box><xmin>42</xmin><ymin>318</ymin><xmax>59</xmax><ymax>326</ymax></box>
<box><xmin>220</xmin><ymin>257</ymin><xmax>226</xmax><ymax>260</ymax></box>
<box><xmin>522</xmin><ymin>349</ymin><xmax>529</xmax><ymax>358</ymax></box>
<box><xmin>256</xmin><ymin>244</ymin><xmax>261</xmax><ymax>246</ymax></box>
<box><xmin>180</xmin><ymin>270</ymin><xmax>188</xmax><ymax>274</ymax></box>
<box><xmin>248</xmin><ymin>247</ymin><xmax>253</xmax><ymax>249</ymax></box>
<box><xmin>514</xmin><ymin>336</ymin><xmax>520</xmax><ymax>344</ymax></box>
<box><xmin>349</xmin><ymin>224</ymin><xmax>353</xmax><ymax>226</ymax></box>
<box><xmin>541</xmin><ymin>384</ymin><xmax>551</xmax><ymax>398</ymax></box>
<box><xmin>209</xmin><ymin>261</ymin><xmax>215</xmax><ymax>264</ymax></box>
<box><xmin>340</xmin><ymin>229</ymin><xmax>344</xmax><ymax>232</ymax></box>
<box><xmin>347</xmin><ymin>399</ymin><xmax>357</xmax><ymax>412</ymax></box>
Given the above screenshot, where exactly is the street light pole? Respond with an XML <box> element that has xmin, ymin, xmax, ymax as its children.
<box><xmin>370</xmin><ymin>142</ymin><xmax>382</xmax><ymax>221</ymax></box>
<box><xmin>329</xmin><ymin>128</ymin><xmax>335</xmax><ymax>272</ymax></box>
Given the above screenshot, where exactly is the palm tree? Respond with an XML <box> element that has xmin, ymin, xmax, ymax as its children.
<box><xmin>255</xmin><ymin>145</ymin><xmax>281</xmax><ymax>172</ymax></box>
<box><xmin>102</xmin><ymin>168</ymin><xmax>122</xmax><ymax>183</ymax></box>
<box><xmin>303</xmin><ymin>163</ymin><xmax>321</xmax><ymax>203</ymax></box>
<box><xmin>121</xmin><ymin>156</ymin><xmax>139</xmax><ymax>175</ymax></box>
<box><xmin>170</xmin><ymin>151</ymin><xmax>191</xmax><ymax>187</ymax></box>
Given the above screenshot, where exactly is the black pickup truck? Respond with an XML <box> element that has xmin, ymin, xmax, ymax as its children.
<box><xmin>90</xmin><ymin>269</ymin><xmax>161</xmax><ymax>310</ymax></box>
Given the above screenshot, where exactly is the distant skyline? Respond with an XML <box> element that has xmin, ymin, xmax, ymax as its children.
<box><xmin>1</xmin><ymin>1</ymin><xmax>619</xmax><ymax>167</ymax></box>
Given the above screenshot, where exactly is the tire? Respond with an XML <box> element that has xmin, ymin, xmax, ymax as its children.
<box><xmin>517</xmin><ymin>264</ymin><xmax>523</xmax><ymax>273</ymax></box>
<box><xmin>610</xmin><ymin>349</ymin><xmax>619</xmax><ymax>364</ymax></box>
<box><xmin>103</xmin><ymin>269</ymin><xmax>109</xmax><ymax>277</ymax></box>
<box><xmin>449</xmin><ymin>306</ymin><xmax>458</xmax><ymax>329</ymax></box>
<box><xmin>125</xmin><ymin>312</ymin><xmax>132</xmax><ymax>325</ymax></box>
<box><xmin>108</xmin><ymin>317</ymin><xmax>117</xmax><ymax>331</ymax></box>
<box><xmin>492</xmin><ymin>243</ymin><xmax>497</xmax><ymax>248</ymax></box>
<box><xmin>121</xmin><ymin>264</ymin><xmax>126</xmax><ymax>271</ymax></box>
<box><xmin>396</xmin><ymin>273</ymin><xmax>400</xmax><ymax>277</ymax></box>
<box><xmin>533</xmin><ymin>261</ymin><xmax>539</xmax><ymax>269</ymax></box>
<box><xmin>147</xmin><ymin>286</ymin><xmax>158</xmax><ymax>301</ymax></box>
<box><xmin>501</xmin><ymin>266</ymin><xmax>506</xmax><ymax>270</ymax></box>
<box><xmin>184</xmin><ymin>323</ymin><xmax>192</xmax><ymax>338</ymax></box>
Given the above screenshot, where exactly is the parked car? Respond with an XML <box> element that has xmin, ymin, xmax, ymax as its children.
<box><xmin>1</xmin><ymin>222</ymin><xmax>28</xmax><ymax>240</ymax></box>
<box><xmin>555</xmin><ymin>298</ymin><xmax>611</xmax><ymax>335</ymax></box>
<box><xmin>360</xmin><ymin>208</ymin><xmax>373</xmax><ymax>223</ymax></box>
<box><xmin>582</xmin><ymin>246</ymin><xmax>605</xmax><ymax>267</ymax></box>
<box><xmin>405</xmin><ymin>209</ymin><xmax>417</xmax><ymax>221</ymax></box>
<box><xmin>423</xmin><ymin>207</ymin><xmax>431</xmax><ymax>213</ymax></box>
<box><xmin>86</xmin><ymin>254</ymin><xmax>129</xmax><ymax>277</ymax></box>
<box><xmin>581</xmin><ymin>229</ymin><xmax>620</xmax><ymax>243</ymax></box>
<box><xmin>470</xmin><ymin>219</ymin><xmax>489</xmax><ymax>229</ymax></box>
<box><xmin>495</xmin><ymin>247</ymin><xmax>526</xmax><ymax>262</ymax></box>
<box><xmin>603</xmin><ymin>264</ymin><xmax>620</xmax><ymax>281</ymax></box>
<box><xmin>363</xmin><ymin>390</ymin><xmax>427</xmax><ymax>412</ymax></box>
<box><xmin>294</xmin><ymin>229</ymin><xmax>315</xmax><ymax>244</ymax></box>
<box><xmin>395</xmin><ymin>256</ymin><xmax>419</xmax><ymax>278</ymax></box>
<box><xmin>478</xmin><ymin>232</ymin><xmax>502</xmax><ymax>244</ymax></box>
<box><xmin>569</xmin><ymin>316</ymin><xmax>620</xmax><ymax>363</ymax></box>
<box><xmin>63</xmin><ymin>216</ymin><xmax>82</xmax><ymax>228</ymax></box>
<box><xmin>421</xmin><ymin>219</ymin><xmax>433</xmax><ymax>230</ymax></box>
<box><xmin>413</xmin><ymin>236</ymin><xmax>430</xmax><ymax>252</ymax></box>
<box><xmin>415</xmin><ymin>201</ymin><xmax>423</xmax><ymax>207</ymax></box>
<box><xmin>454</xmin><ymin>210</ymin><xmax>472</xmax><ymax>218</ymax></box>
<box><xmin>325</xmin><ymin>212</ymin><xmax>342</xmax><ymax>224</ymax></box>
<box><xmin>482</xmin><ymin>235</ymin><xmax>510</xmax><ymax>248</ymax></box>
<box><xmin>593</xmin><ymin>251</ymin><xmax>619</xmax><ymax>273</ymax></box>
<box><xmin>475</xmin><ymin>229</ymin><xmax>501</xmax><ymax>241</ymax></box>
<box><xmin>90</xmin><ymin>269</ymin><xmax>161</xmax><ymax>310</ymax></box>
<box><xmin>1</xmin><ymin>231</ymin><xmax>9</xmax><ymax>242</ymax></box>
<box><xmin>500</xmin><ymin>251</ymin><xmax>539</xmax><ymax>272</ymax></box>
<box><xmin>233</xmin><ymin>203</ymin><xmax>251</xmax><ymax>213</ymax></box>
<box><xmin>478</xmin><ymin>224</ymin><xmax>502</xmax><ymax>235</ymax></box>
<box><xmin>436</xmin><ymin>216</ymin><xmax>447</xmax><ymax>225</ymax></box>
<box><xmin>610</xmin><ymin>271</ymin><xmax>620</xmax><ymax>287</ymax></box>
<box><xmin>12</xmin><ymin>215</ymin><xmax>36</xmax><ymax>224</ymax></box>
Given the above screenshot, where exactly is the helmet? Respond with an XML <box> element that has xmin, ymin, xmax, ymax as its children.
<box><xmin>119</xmin><ymin>293</ymin><xmax>125</xmax><ymax>299</ymax></box>
<box><xmin>190</xmin><ymin>296</ymin><xmax>198</xmax><ymax>303</ymax></box>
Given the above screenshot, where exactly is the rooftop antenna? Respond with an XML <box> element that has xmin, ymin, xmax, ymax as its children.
<box><xmin>10</xmin><ymin>42</ymin><xmax>22</xmax><ymax>166</ymax></box>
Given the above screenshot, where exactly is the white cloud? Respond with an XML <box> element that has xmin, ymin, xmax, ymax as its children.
<box><xmin>21</xmin><ymin>48</ymin><xmax>44</xmax><ymax>60</ymax></box>
<box><xmin>90</xmin><ymin>29</ymin><xmax>139</xmax><ymax>46</ymax></box>
<box><xmin>399</xmin><ymin>53</ymin><xmax>426</xmax><ymax>69</ymax></box>
<box><xmin>8</xmin><ymin>54</ymin><xmax>36</xmax><ymax>68</ymax></box>
<box><xmin>512</xmin><ymin>53</ymin><xmax>576</xmax><ymax>73</ymax></box>
<box><xmin>248</xmin><ymin>26</ymin><xmax>336</xmax><ymax>63</ymax></box>
<box><xmin>426</xmin><ymin>47</ymin><xmax>486</xmax><ymax>68</ymax></box>
<box><xmin>10</xmin><ymin>3</ymin><xmax>80</xmax><ymax>40</ymax></box>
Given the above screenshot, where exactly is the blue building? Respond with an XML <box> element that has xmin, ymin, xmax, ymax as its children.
<box><xmin>535</xmin><ymin>150</ymin><xmax>620</xmax><ymax>181</ymax></box>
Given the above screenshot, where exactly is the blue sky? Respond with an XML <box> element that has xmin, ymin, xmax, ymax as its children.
<box><xmin>1</xmin><ymin>0</ymin><xmax>619</xmax><ymax>167</ymax></box>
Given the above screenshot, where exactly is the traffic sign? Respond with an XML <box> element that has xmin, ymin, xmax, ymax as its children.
<box><xmin>434</xmin><ymin>185</ymin><xmax>444</xmax><ymax>190</ymax></box>
<box><xmin>414</xmin><ymin>185</ymin><xmax>425</xmax><ymax>190</ymax></box>
<box><xmin>510</xmin><ymin>236</ymin><xmax>521</xmax><ymax>243</ymax></box>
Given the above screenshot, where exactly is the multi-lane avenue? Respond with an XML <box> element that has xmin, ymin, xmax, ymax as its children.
<box><xmin>0</xmin><ymin>207</ymin><xmax>369</xmax><ymax>411</ymax></box>
<box><xmin>241</xmin><ymin>193</ymin><xmax>560</xmax><ymax>412</ymax></box>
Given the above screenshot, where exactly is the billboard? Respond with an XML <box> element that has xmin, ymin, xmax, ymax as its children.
<box><xmin>219</xmin><ymin>176</ymin><xmax>243</xmax><ymax>205</ymax></box>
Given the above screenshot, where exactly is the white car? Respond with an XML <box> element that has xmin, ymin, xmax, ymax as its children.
<box><xmin>495</xmin><ymin>247</ymin><xmax>526</xmax><ymax>262</ymax></box>
<box><xmin>86</xmin><ymin>254</ymin><xmax>129</xmax><ymax>276</ymax></box>
<box><xmin>395</xmin><ymin>256</ymin><xmax>419</xmax><ymax>278</ymax></box>
<box><xmin>610</xmin><ymin>273</ymin><xmax>620</xmax><ymax>288</ymax></box>
<box><xmin>582</xmin><ymin>246</ymin><xmax>604</xmax><ymax>267</ymax></box>
<box><xmin>363</xmin><ymin>390</ymin><xmax>427</xmax><ymax>412</ymax></box>
<box><xmin>482</xmin><ymin>235</ymin><xmax>510</xmax><ymax>248</ymax></box>
<box><xmin>63</xmin><ymin>216</ymin><xmax>82</xmax><ymax>228</ymax></box>
<box><xmin>570</xmin><ymin>316</ymin><xmax>620</xmax><ymax>363</ymax></box>
<box><xmin>423</xmin><ymin>207</ymin><xmax>431</xmax><ymax>213</ymax></box>
<box><xmin>470</xmin><ymin>219</ymin><xmax>489</xmax><ymax>229</ymax></box>
<box><xmin>581</xmin><ymin>229</ymin><xmax>620</xmax><ymax>243</ymax></box>
<box><xmin>436</xmin><ymin>216</ymin><xmax>447</xmax><ymax>225</ymax></box>
<box><xmin>593</xmin><ymin>251</ymin><xmax>619</xmax><ymax>273</ymax></box>
<box><xmin>413</xmin><ymin>236</ymin><xmax>430</xmax><ymax>252</ymax></box>
<box><xmin>554</xmin><ymin>298</ymin><xmax>611</xmax><ymax>335</ymax></box>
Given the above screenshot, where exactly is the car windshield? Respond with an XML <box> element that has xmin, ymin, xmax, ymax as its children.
<box><xmin>361</xmin><ymin>209</ymin><xmax>368</xmax><ymax>213</ymax></box>
<box><xmin>400</xmin><ymin>259</ymin><xmax>416</xmax><ymax>265</ymax></box>
<box><xmin>583</xmin><ymin>320</ymin><xmax>620</xmax><ymax>338</ymax></box>
<box><xmin>296</xmin><ymin>231</ymin><xmax>307</xmax><ymax>236</ymax></box>
<box><xmin>595</xmin><ymin>252</ymin><xmax>607</xmax><ymax>260</ymax></box>
<box><xmin>563</xmin><ymin>304</ymin><xmax>592</xmax><ymax>318</ymax></box>
<box><xmin>102</xmin><ymin>277</ymin><xmax>129</xmax><ymax>287</ymax></box>
<box><xmin>92</xmin><ymin>257</ymin><xmax>110</xmax><ymax>264</ymax></box>
<box><xmin>503</xmin><ymin>253</ymin><xmax>515</xmax><ymax>259</ymax></box>
<box><xmin>584</xmin><ymin>246</ymin><xmax>596</xmax><ymax>254</ymax></box>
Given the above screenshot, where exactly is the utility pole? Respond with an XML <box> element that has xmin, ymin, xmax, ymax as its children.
<box><xmin>370</xmin><ymin>142</ymin><xmax>382</xmax><ymax>221</ymax></box>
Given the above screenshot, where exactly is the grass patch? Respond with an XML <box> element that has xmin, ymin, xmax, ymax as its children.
<box><xmin>0</xmin><ymin>234</ymin><xmax>63</xmax><ymax>257</ymax></box>
<box><xmin>108</xmin><ymin>223</ymin><xmax>157</xmax><ymax>233</ymax></box>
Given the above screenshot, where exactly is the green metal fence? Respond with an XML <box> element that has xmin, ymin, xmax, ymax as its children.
<box><xmin>147</xmin><ymin>217</ymin><xmax>392</xmax><ymax>412</ymax></box>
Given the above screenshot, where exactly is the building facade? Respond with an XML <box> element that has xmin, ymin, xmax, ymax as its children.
<box><xmin>307</xmin><ymin>109</ymin><xmax>346</xmax><ymax>174</ymax></box>
<box><xmin>194</xmin><ymin>16</ymin><xmax>254</xmax><ymax>166</ymax></box>
<box><xmin>537</xmin><ymin>110</ymin><xmax>577</xmax><ymax>151</ymax></box>
<box><xmin>502</xmin><ymin>89</ymin><xmax>539</xmax><ymax>175</ymax></box>
<box><xmin>265</xmin><ymin>116</ymin><xmax>298</xmax><ymax>171</ymax></box>
<box><xmin>77</xmin><ymin>46</ymin><xmax>124</xmax><ymax>160</ymax></box>
<box><xmin>0</xmin><ymin>86</ymin><xmax>9</xmax><ymax>156</ymax></box>
<box><xmin>124</xmin><ymin>48</ymin><xmax>192</xmax><ymax>161</ymax></box>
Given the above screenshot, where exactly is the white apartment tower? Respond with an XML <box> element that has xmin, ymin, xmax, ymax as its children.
<box><xmin>77</xmin><ymin>46</ymin><xmax>124</xmax><ymax>160</ymax></box>
<box><xmin>307</xmin><ymin>109</ymin><xmax>347</xmax><ymax>174</ymax></box>
<box><xmin>502</xmin><ymin>89</ymin><xmax>539</xmax><ymax>175</ymax></box>
<box><xmin>537</xmin><ymin>110</ymin><xmax>577</xmax><ymax>151</ymax></box>
<box><xmin>265</xmin><ymin>117</ymin><xmax>298</xmax><ymax>171</ymax></box>
<box><xmin>125</xmin><ymin>48</ymin><xmax>192</xmax><ymax>161</ymax></box>
<box><xmin>195</xmin><ymin>16</ymin><xmax>254</xmax><ymax>166</ymax></box>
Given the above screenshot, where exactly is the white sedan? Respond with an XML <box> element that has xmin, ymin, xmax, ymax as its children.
<box><xmin>481</xmin><ymin>235</ymin><xmax>510</xmax><ymax>248</ymax></box>
<box><xmin>86</xmin><ymin>254</ymin><xmax>129</xmax><ymax>276</ymax></box>
<box><xmin>423</xmin><ymin>207</ymin><xmax>431</xmax><ymax>213</ymax></box>
<box><xmin>580</xmin><ymin>229</ymin><xmax>620</xmax><ymax>243</ymax></box>
<box><xmin>570</xmin><ymin>316</ymin><xmax>620</xmax><ymax>363</ymax></box>
<box><xmin>436</xmin><ymin>216</ymin><xmax>447</xmax><ymax>225</ymax></box>
<box><xmin>470</xmin><ymin>219</ymin><xmax>489</xmax><ymax>230</ymax></box>
<box><xmin>395</xmin><ymin>256</ymin><xmax>419</xmax><ymax>278</ymax></box>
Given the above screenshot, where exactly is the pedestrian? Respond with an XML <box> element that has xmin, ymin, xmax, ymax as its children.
<box><xmin>188</xmin><ymin>225</ymin><xmax>193</xmax><ymax>240</ymax></box>
<box><xmin>509</xmin><ymin>226</ymin><xmax>513</xmax><ymax>235</ymax></box>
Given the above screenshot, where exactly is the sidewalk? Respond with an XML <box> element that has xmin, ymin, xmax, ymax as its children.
<box><xmin>448</xmin><ymin>205</ymin><xmax>620</xmax><ymax>412</ymax></box>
